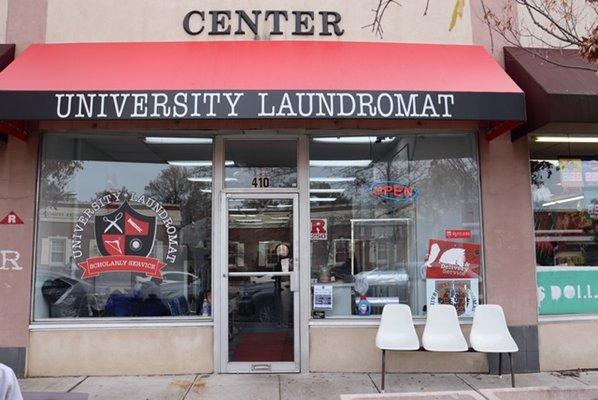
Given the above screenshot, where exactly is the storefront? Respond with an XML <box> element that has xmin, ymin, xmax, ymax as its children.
<box><xmin>0</xmin><ymin>2</ymin><xmax>547</xmax><ymax>378</ymax></box>
<box><xmin>505</xmin><ymin>47</ymin><xmax>598</xmax><ymax>371</ymax></box>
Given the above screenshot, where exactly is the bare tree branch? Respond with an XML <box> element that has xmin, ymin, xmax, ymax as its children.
<box><xmin>362</xmin><ymin>0</ymin><xmax>401</xmax><ymax>38</ymax></box>
<box><xmin>423</xmin><ymin>0</ymin><xmax>431</xmax><ymax>16</ymax></box>
<box><xmin>481</xmin><ymin>0</ymin><xmax>598</xmax><ymax>68</ymax></box>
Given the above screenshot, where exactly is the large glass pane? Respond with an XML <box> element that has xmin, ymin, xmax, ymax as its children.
<box><xmin>35</xmin><ymin>134</ymin><xmax>213</xmax><ymax>319</ymax></box>
<box><xmin>530</xmin><ymin>134</ymin><xmax>598</xmax><ymax>315</ymax></box>
<box><xmin>228</xmin><ymin>199</ymin><xmax>293</xmax><ymax>273</ymax></box>
<box><xmin>227</xmin><ymin>198</ymin><xmax>294</xmax><ymax>363</ymax></box>
<box><xmin>309</xmin><ymin>133</ymin><xmax>482</xmax><ymax>318</ymax></box>
<box><xmin>228</xmin><ymin>275</ymin><xmax>294</xmax><ymax>362</ymax></box>
<box><xmin>225</xmin><ymin>140</ymin><xmax>297</xmax><ymax>188</ymax></box>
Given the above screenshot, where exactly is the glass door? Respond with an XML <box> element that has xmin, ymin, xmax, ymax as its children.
<box><xmin>223</xmin><ymin>193</ymin><xmax>299</xmax><ymax>372</ymax></box>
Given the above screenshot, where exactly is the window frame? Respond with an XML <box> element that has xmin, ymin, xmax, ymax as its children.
<box><xmin>306</xmin><ymin>130</ymin><xmax>486</xmax><ymax>322</ymax></box>
<box><xmin>529</xmin><ymin>134</ymin><xmax>598</xmax><ymax>319</ymax></box>
<box><xmin>48</xmin><ymin>236</ymin><xmax>68</xmax><ymax>266</ymax></box>
<box><xmin>30</xmin><ymin>131</ymin><xmax>216</xmax><ymax>325</ymax></box>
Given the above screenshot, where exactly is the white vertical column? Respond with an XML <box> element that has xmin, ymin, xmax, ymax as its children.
<box><xmin>212</xmin><ymin>135</ymin><xmax>225</xmax><ymax>373</ymax></box>
<box><xmin>297</xmin><ymin>133</ymin><xmax>310</xmax><ymax>373</ymax></box>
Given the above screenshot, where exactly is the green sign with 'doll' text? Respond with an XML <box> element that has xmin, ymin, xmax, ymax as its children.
<box><xmin>537</xmin><ymin>267</ymin><xmax>598</xmax><ymax>315</ymax></box>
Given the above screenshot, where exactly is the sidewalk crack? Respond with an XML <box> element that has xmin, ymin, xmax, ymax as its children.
<box><xmin>568</xmin><ymin>374</ymin><xmax>589</xmax><ymax>386</ymax></box>
<box><xmin>67</xmin><ymin>376</ymin><xmax>88</xmax><ymax>393</ymax></box>
<box><xmin>455</xmin><ymin>374</ymin><xmax>490</xmax><ymax>399</ymax></box>
<box><xmin>181</xmin><ymin>374</ymin><xmax>200</xmax><ymax>400</ymax></box>
<box><xmin>367</xmin><ymin>373</ymin><xmax>381</xmax><ymax>393</ymax></box>
<box><xmin>278</xmin><ymin>375</ymin><xmax>282</xmax><ymax>400</ymax></box>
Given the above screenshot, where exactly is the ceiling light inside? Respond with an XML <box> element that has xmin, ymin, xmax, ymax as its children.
<box><xmin>310</xmin><ymin>160</ymin><xmax>371</xmax><ymax>167</ymax></box>
<box><xmin>542</xmin><ymin>195</ymin><xmax>584</xmax><ymax>207</ymax></box>
<box><xmin>310</xmin><ymin>197</ymin><xmax>337</xmax><ymax>202</ymax></box>
<box><xmin>313</xmin><ymin>136</ymin><xmax>393</xmax><ymax>144</ymax></box>
<box><xmin>145</xmin><ymin>137</ymin><xmax>213</xmax><ymax>144</ymax></box>
<box><xmin>535</xmin><ymin>136</ymin><xmax>598</xmax><ymax>143</ymax></box>
<box><xmin>309</xmin><ymin>177</ymin><xmax>356</xmax><ymax>183</ymax></box>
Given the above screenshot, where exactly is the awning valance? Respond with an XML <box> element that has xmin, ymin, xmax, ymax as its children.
<box><xmin>0</xmin><ymin>41</ymin><xmax>525</xmax><ymax>128</ymax></box>
<box><xmin>505</xmin><ymin>47</ymin><xmax>598</xmax><ymax>139</ymax></box>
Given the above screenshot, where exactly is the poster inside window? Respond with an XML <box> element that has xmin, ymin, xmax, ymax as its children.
<box><xmin>530</xmin><ymin>135</ymin><xmax>598</xmax><ymax>315</ymax></box>
<box><xmin>34</xmin><ymin>133</ymin><xmax>213</xmax><ymax>319</ymax></box>
<box><xmin>309</xmin><ymin>133</ymin><xmax>483</xmax><ymax>317</ymax></box>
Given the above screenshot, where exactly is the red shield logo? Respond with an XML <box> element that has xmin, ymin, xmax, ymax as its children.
<box><xmin>94</xmin><ymin>201</ymin><xmax>156</xmax><ymax>258</ymax></box>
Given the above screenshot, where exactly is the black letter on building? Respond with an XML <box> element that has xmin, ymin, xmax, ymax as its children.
<box><xmin>235</xmin><ymin>10</ymin><xmax>261</xmax><ymax>35</ymax></box>
<box><xmin>183</xmin><ymin>11</ymin><xmax>205</xmax><ymax>35</ymax></box>
<box><xmin>209</xmin><ymin>11</ymin><xmax>232</xmax><ymax>35</ymax></box>
<box><xmin>319</xmin><ymin>11</ymin><xmax>344</xmax><ymax>36</ymax></box>
<box><xmin>292</xmin><ymin>11</ymin><xmax>315</xmax><ymax>35</ymax></box>
<box><xmin>265</xmin><ymin>11</ymin><xmax>288</xmax><ymax>35</ymax></box>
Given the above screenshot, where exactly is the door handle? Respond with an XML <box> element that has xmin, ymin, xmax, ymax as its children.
<box><xmin>290</xmin><ymin>268</ymin><xmax>299</xmax><ymax>292</ymax></box>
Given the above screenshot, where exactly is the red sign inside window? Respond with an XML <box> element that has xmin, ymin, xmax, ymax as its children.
<box><xmin>311</xmin><ymin>218</ymin><xmax>328</xmax><ymax>240</ymax></box>
<box><xmin>445</xmin><ymin>229</ymin><xmax>471</xmax><ymax>239</ymax></box>
<box><xmin>425</xmin><ymin>239</ymin><xmax>480</xmax><ymax>279</ymax></box>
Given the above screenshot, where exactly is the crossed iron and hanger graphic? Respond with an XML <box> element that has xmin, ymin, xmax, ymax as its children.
<box><xmin>102</xmin><ymin>212</ymin><xmax>146</xmax><ymax>255</ymax></box>
<box><xmin>102</xmin><ymin>212</ymin><xmax>144</xmax><ymax>234</ymax></box>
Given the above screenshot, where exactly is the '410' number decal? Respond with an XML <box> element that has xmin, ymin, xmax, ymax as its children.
<box><xmin>251</xmin><ymin>177</ymin><xmax>270</xmax><ymax>188</ymax></box>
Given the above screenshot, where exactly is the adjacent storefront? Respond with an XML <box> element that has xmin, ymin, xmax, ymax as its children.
<box><xmin>505</xmin><ymin>47</ymin><xmax>598</xmax><ymax>371</ymax></box>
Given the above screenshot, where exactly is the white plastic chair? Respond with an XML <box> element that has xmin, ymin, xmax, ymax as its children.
<box><xmin>470</xmin><ymin>304</ymin><xmax>519</xmax><ymax>387</ymax></box>
<box><xmin>422</xmin><ymin>304</ymin><xmax>468</xmax><ymax>352</ymax></box>
<box><xmin>375</xmin><ymin>304</ymin><xmax>420</xmax><ymax>392</ymax></box>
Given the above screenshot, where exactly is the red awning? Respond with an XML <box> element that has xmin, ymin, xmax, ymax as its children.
<box><xmin>0</xmin><ymin>41</ymin><xmax>525</xmax><ymax>129</ymax></box>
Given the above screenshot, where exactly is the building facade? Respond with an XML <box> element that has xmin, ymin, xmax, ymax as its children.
<box><xmin>0</xmin><ymin>0</ymin><xmax>596</xmax><ymax>377</ymax></box>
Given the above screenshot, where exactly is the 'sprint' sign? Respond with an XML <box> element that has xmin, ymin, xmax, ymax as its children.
<box><xmin>537</xmin><ymin>267</ymin><xmax>598</xmax><ymax>315</ymax></box>
<box><xmin>445</xmin><ymin>229</ymin><xmax>471</xmax><ymax>239</ymax></box>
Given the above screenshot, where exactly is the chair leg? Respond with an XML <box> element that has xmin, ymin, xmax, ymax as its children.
<box><xmin>498</xmin><ymin>352</ymin><xmax>502</xmax><ymax>377</ymax></box>
<box><xmin>381</xmin><ymin>350</ymin><xmax>386</xmax><ymax>393</ymax></box>
<box><xmin>508</xmin><ymin>352</ymin><xmax>515</xmax><ymax>388</ymax></box>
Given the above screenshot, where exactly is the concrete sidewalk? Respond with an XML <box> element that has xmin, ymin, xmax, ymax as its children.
<box><xmin>18</xmin><ymin>371</ymin><xmax>596</xmax><ymax>400</ymax></box>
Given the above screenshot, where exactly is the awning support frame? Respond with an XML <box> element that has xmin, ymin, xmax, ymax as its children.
<box><xmin>0</xmin><ymin>120</ymin><xmax>29</xmax><ymax>141</ymax></box>
<box><xmin>486</xmin><ymin>120</ymin><xmax>523</xmax><ymax>141</ymax></box>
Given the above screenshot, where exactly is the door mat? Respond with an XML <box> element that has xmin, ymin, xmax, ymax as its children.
<box><xmin>231</xmin><ymin>331</ymin><xmax>293</xmax><ymax>362</ymax></box>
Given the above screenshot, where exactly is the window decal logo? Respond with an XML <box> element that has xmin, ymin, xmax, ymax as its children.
<box><xmin>72</xmin><ymin>193</ymin><xmax>177</xmax><ymax>279</ymax></box>
<box><xmin>94</xmin><ymin>201</ymin><xmax>157</xmax><ymax>258</ymax></box>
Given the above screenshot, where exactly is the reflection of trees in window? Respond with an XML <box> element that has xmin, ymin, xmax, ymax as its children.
<box><xmin>415</xmin><ymin>158</ymin><xmax>479</xmax><ymax>221</ymax></box>
<box><xmin>229</xmin><ymin>166</ymin><xmax>296</xmax><ymax>187</ymax></box>
<box><xmin>530</xmin><ymin>160</ymin><xmax>554</xmax><ymax>187</ymax></box>
<box><xmin>39</xmin><ymin>160</ymin><xmax>83</xmax><ymax>208</ymax></box>
<box><xmin>144</xmin><ymin>166</ymin><xmax>211</xmax><ymax>226</ymax></box>
<box><xmin>92</xmin><ymin>187</ymin><xmax>132</xmax><ymax>202</ymax></box>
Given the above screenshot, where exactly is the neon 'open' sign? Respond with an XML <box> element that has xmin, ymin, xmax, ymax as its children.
<box><xmin>370</xmin><ymin>180</ymin><xmax>419</xmax><ymax>203</ymax></box>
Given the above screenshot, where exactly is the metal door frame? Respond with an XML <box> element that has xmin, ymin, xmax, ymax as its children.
<box><xmin>213</xmin><ymin>133</ymin><xmax>310</xmax><ymax>374</ymax></box>
<box><xmin>220</xmin><ymin>192</ymin><xmax>300</xmax><ymax>373</ymax></box>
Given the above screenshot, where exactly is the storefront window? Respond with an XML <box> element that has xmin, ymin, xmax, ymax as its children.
<box><xmin>530</xmin><ymin>135</ymin><xmax>598</xmax><ymax>315</ymax></box>
<box><xmin>225</xmin><ymin>139</ymin><xmax>297</xmax><ymax>188</ymax></box>
<box><xmin>309</xmin><ymin>133</ymin><xmax>483</xmax><ymax>318</ymax></box>
<box><xmin>34</xmin><ymin>133</ymin><xmax>213</xmax><ymax>320</ymax></box>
